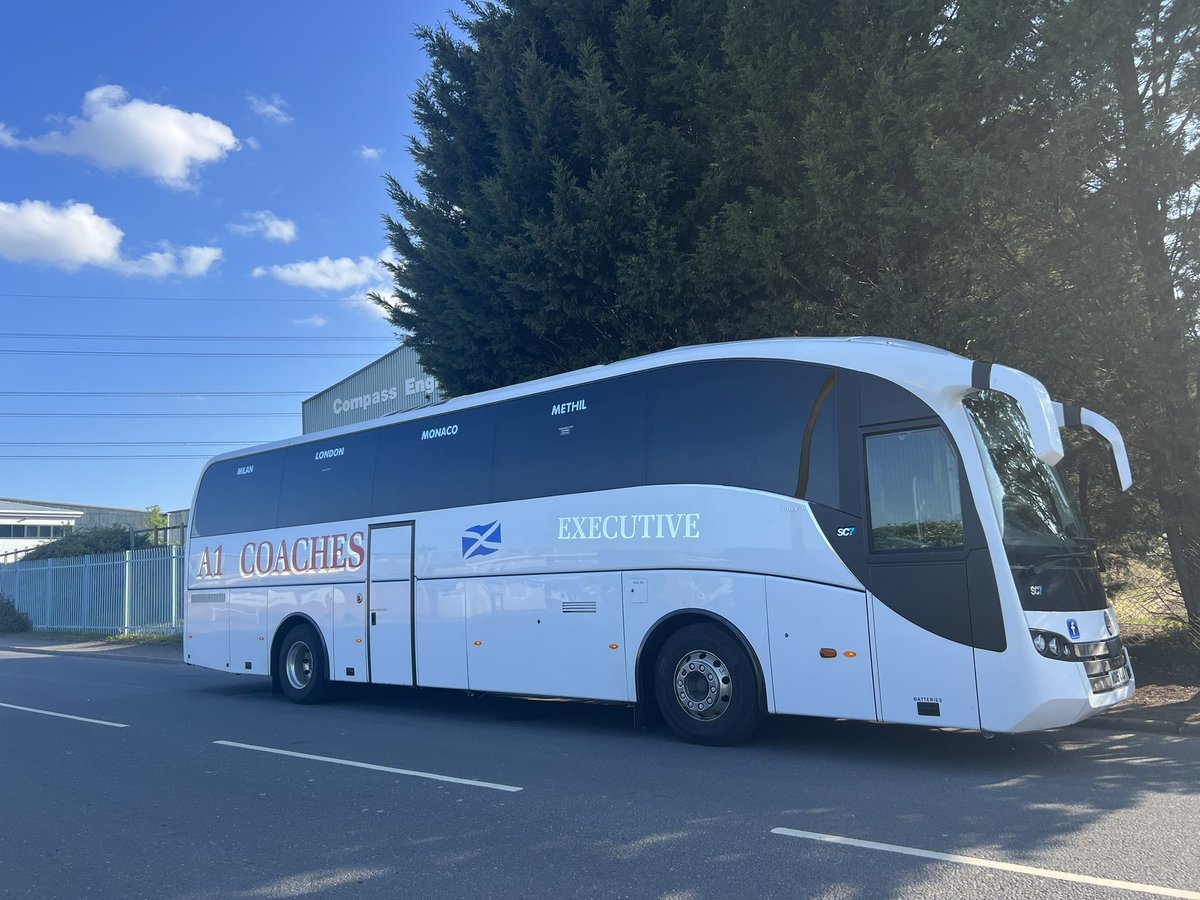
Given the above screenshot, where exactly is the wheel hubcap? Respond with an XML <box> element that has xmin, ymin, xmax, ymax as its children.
<box><xmin>673</xmin><ymin>649</ymin><xmax>732</xmax><ymax>721</ymax></box>
<box><xmin>285</xmin><ymin>640</ymin><xmax>313</xmax><ymax>691</ymax></box>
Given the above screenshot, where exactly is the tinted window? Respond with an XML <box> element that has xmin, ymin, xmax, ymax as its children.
<box><xmin>277</xmin><ymin>430</ymin><xmax>380</xmax><ymax>527</ymax></box>
<box><xmin>866</xmin><ymin>428</ymin><xmax>963</xmax><ymax>551</ymax></box>
<box><xmin>799</xmin><ymin>374</ymin><xmax>839</xmax><ymax>508</ymax></box>
<box><xmin>0</xmin><ymin>525</ymin><xmax>13</xmax><ymax>537</ymax></box>
<box><xmin>192</xmin><ymin>450</ymin><xmax>285</xmax><ymax>537</ymax></box>
<box><xmin>647</xmin><ymin>360</ymin><xmax>829</xmax><ymax>496</ymax></box>
<box><xmin>492</xmin><ymin>377</ymin><xmax>647</xmax><ymax>501</ymax></box>
<box><xmin>964</xmin><ymin>389</ymin><xmax>1083</xmax><ymax>551</ymax></box>
<box><xmin>373</xmin><ymin>407</ymin><xmax>496</xmax><ymax>514</ymax></box>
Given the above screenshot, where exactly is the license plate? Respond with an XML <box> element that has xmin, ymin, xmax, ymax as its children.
<box><xmin>1110</xmin><ymin>666</ymin><xmax>1128</xmax><ymax>686</ymax></box>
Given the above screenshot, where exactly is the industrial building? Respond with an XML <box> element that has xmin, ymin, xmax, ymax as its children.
<box><xmin>0</xmin><ymin>497</ymin><xmax>152</xmax><ymax>562</ymax></box>
<box><xmin>301</xmin><ymin>344</ymin><xmax>443</xmax><ymax>433</ymax></box>
<box><xmin>0</xmin><ymin>497</ymin><xmax>147</xmax><ymax>532</ymax></box>
<box><xmin>0</xmin><ymin>499</ymin><xmax>82</xmax><ymax>561</ymax></box>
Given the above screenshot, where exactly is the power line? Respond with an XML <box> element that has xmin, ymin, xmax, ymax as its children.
<box><xmin>0</xmin><ymin>349</ymin><xmax>379</xmax><ymax>358</ymax></box>
<box><xmin>0</xmin><ymin>332</ymin><xmax>396</xmax><ymax>342</ymax></box>
<box><xmin>0</xmin><ymin>292</ymin><xmax>393</xmax><ymax>303</ymax></box>
<box><xmin>0</xmin><ymin>391</ymin><xmax>314</xmax><ymax>397</ymax></box>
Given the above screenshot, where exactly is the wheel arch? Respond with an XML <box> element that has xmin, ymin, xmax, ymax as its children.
<box><xmin>634</xmin><ymin>609</ymin><xmax>768</xmax><ymax>712</ymax></box>
<box><xmin>269</xmin><ymin>612</ymin><xmax>329</xmax><ymax>690</ymax></box>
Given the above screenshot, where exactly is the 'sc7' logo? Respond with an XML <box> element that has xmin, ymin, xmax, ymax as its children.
<box><xmin>462</xmin><ymin>521</ymin><xmax>502</xmax><ymax>559</ymax></box>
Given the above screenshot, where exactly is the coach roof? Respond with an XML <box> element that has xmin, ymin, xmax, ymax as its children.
<box><xmin>199</xmin><ymin>337</ymin><xmax>1062</xmax><ymax>469</ymax></box>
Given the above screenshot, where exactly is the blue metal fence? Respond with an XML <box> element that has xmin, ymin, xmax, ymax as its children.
<box><xmin>0</xmin><ymin>545</ymin><xmax>184</xmax><ymax>635</ymax></box>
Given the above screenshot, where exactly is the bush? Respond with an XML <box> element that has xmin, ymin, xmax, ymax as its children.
<box><xmin>0</xmin><ymin>594</ymin><xmax>32</xmax><ymax>632</ymax></box>
<box><xmin>20</xmin><ymin>525</ymin><xmax>153</xmax><ymax>561</ymax></box>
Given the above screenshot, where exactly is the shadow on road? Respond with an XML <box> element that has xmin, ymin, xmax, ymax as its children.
<box><xmin>192</xmin><ymin>679</ymin><xmax>1200</xmax><ymax>897</ymax></box>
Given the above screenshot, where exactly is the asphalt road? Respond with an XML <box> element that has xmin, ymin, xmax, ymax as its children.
<box><xmin>2</xmin><ymin>649</ymin><xmax>1199</xmax><ymax>900</ymax></box>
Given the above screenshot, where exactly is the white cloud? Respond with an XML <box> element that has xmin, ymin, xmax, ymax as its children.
<box><xmin>0</xmin><ymin>199</ymin><xmax>221</xmax><ymax>277</ymax></box>
<box><xmin>0</xmin><ymin>85</ymin><xmax>239</xmax><ymax>189</ymax></box>
<box><xmin>340</xmin><ymin>248</ymin><xmax>400</xmax><ymax>319</ymax></box>
<box><xmin>252</xmin><ymin>254</ymin><xmax>383</xmax><ymax>291</ymax></box>
<box><xmin>248</xmin><ymin>93</ymin><xmax>293</xmax><ymax>125</ymax></box>
<box><xmin>289</xmin><ymin>314</ymin><xmax>328</xmax><ymax>328</ymax></box>
<box><xmin>245</xmin><ymin>136</ymin><xmax>261</xmax><ymax>150</ymax></box>
<box><xmin>0</xmin><ymin>199</ymin><xmax>122</xmax><ymax>268</ymax></box>
<box><xmin>180</xmin><ymin>245</ymin><xmax>224</xmax><ymax>276</ymax></box>
<box><xmin>254</xmin><ymin>248</ymin><xmax>396</xmax><ymax>322</ymax></box>
<box><xmin>346</xmin><ymin>288</ymin><xmax>394</xmax><ymax>320</ymax></box>
<box><xmin>112</xmin><ymin>249</ymin><xmax>182</xmax><ymax>278</ymax></box>
<box><xmin>228</xmin><ymin>210</ymin><xmax>297</xmax><ymax>243</ymax></box>
<box><xmin>358</xmin><ymin>145</ymin><xmax>383</xmax><ymax>161</ymax></box>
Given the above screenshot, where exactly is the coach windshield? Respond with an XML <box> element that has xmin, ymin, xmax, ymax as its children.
<box><xmin>965</xmin><ymin>389</ymin><xmax>1106</xmax><ymax>612</ymax></box>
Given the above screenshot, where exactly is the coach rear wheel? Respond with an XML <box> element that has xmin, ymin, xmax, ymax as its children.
<box><xmin>277</xmin><ymin>623</ymin><xmax>332</xmax><ymax>704</ymax></box>
<box><xmin>655</xmin><ymin>622</ymin><xmax>763</xmax><ymax>745</ymax></box>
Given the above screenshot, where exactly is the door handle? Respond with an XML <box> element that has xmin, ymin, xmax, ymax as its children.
<box><xmin>370</xmin><ymin>612</ymin><xmax>377</xmax><ymax>626</ymax></box>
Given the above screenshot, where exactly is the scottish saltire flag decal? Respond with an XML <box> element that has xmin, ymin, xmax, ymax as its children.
<box><xmin>462</xmin><ymin>520</ymin><xmax>502</xmax><ymax>559</ymax></box>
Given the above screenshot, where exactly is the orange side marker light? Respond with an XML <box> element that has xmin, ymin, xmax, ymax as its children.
<box><xmin>819</xmin><ymin>648</ymin><xmax>837</xmax><ymax>658</ymax></box>
<box><xmin>843</xmin><ymin>650</ymin><xmax>858</xmax><ymax>658</ymax></box>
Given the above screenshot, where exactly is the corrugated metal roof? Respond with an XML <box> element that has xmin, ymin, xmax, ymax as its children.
<box><xmin>0</xmin><ymin>497</ymin><xmax>148</xmax><ymax>529</ymax></box>
<box><xmin>303</xmin><ymin>344</ymin><xmax>406</xmax><ymax>402</ymax></box>
<box><xmin>0</xmin><ymin>499</ymin><xmax>84</xmax><ymax>516</ymax></box>
<box><xmin>302</xmin><ymin>344</ymin><xmax>444</xmax><ymax>433</ymax></box>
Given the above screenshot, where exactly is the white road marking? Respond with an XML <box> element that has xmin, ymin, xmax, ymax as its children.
<box><xmin>0</xmin><ymin>701</ymin><xmax>129</xmax><ymax>728</ymax></box>
<box><xmin>771</xmin><ymin>828</ymin><xmax>1200</xmax><ymax>899</ymax></box>
<box><xmin>213</xmin><ymin>740</ymin><xmax>523</xmax><ymax>792</ymax></box>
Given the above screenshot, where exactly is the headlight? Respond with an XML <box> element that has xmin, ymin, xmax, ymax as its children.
<box><xmin>1030</xmin><ymin>629</ymin><xmax>1076</xmax><ymax>661</ymax></box>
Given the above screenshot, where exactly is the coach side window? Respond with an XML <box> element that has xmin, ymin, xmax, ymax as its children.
<box><xmin>865</xmin><ymin>428</ymin><xmax>964</xmax><ymax>551</ymax></box>
<box><xmin>647</xmin><ymin>360</ymin><xmax>830</xmax><ymax>497</ymax></box>
<box><xmin>277</xmin><ymin>431</ymin><xmax>380</xmax><ymax>527</ymax></box>
<box><xmin>191</xmin><ymin>450</ymin><xmax>285</xmax><ymax>537</ymax></box>
<box><xmin>799</xmin><ymin>373</ymin><xmax>839</xmax><ymax>508</ymax></box>
<box><xmin>372</xmin><ymin>407</ymin><xmax>496</xmax><ymax>515</ymax></box>
<box><xmin>491</xmin><ymin>376</ymin><xmax>647</xmax><ymax>502</ymax></box>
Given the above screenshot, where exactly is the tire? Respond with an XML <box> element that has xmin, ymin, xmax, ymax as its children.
<box><xmin>277</xmin><ymin>623</ymin><xmax>332</xmax><ymax>705</ymax></box>
<box><xmin>654</xmin><ymin>622</ymin><xmax>763</xmax><ymax>745</ymax></box>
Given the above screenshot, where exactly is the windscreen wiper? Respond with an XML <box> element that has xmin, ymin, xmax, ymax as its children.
<box><xmin>1015</xmin><ymin>551</ymin><xmax>1097</xmax><ymax>576</ymax></box>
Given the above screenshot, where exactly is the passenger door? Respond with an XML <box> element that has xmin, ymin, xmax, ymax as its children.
<box><xmin>367</xmin><ymin>523</ymin><xmax>414</xmax><ymax>685</ymax></box>
<box><xmin>861</xmin><ymin>423</ymin><xmax>981</xmax><ymax>728</ymax></box>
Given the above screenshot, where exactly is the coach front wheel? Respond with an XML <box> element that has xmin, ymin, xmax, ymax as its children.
<box><xmin>277</xmin><ymin>623</ymin><xmax>332</xmax><ymax>704</ymax></box>
<box><xmin>655</xmin><ymin>622</ymin><xmax>763</xmax><ymax>745</ymax></box>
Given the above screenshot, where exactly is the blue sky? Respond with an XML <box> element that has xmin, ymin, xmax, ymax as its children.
<box><xmin>0</xmin><ymin>1</ymin><xmax>466</xmax><ymax>514</ymax></box>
